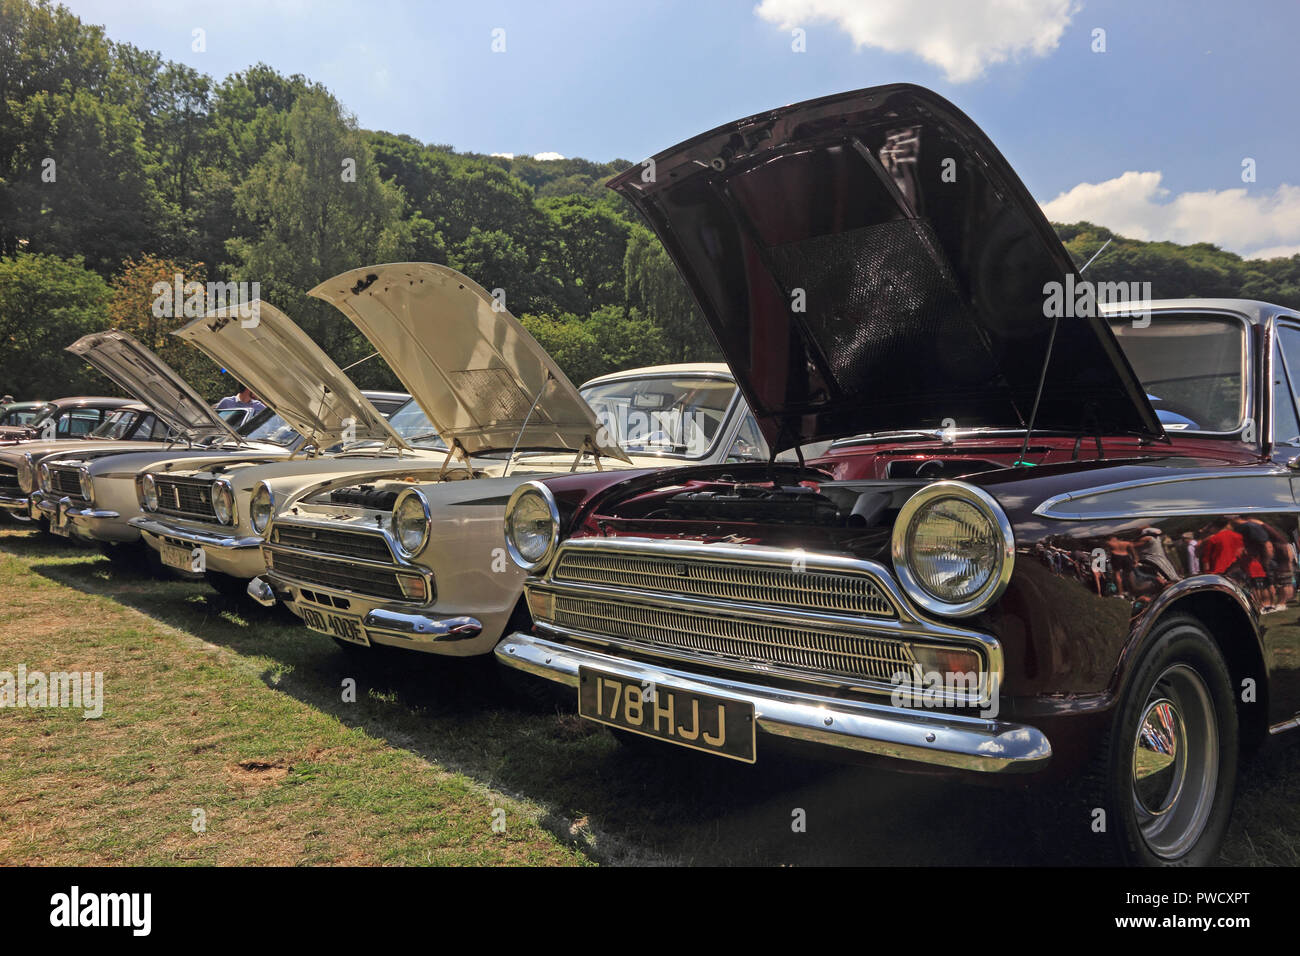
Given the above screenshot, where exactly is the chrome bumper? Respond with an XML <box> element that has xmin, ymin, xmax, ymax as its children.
<box><xmin>131</xmin><ymin>515</ymin><xmax>264</xmax><ymax>577</ymax></box>
<box><xmin>257</xmin><ymin>574</ymin><xmax>485</xmax><ymax>649</ymax></box>
<box><xmin>0</xmin><ymin>491</ymin><xmax>30</xmax><ymax>513</ymax></box>
<box><xmin>130</xmin><ymin>515</ymin><xmax>262</xmax><ymax>552</ymax></box>
<box><xmin>495</xmin><ymin>632</ymin><xmax>1052</xmax><ymax>773</ymax></box>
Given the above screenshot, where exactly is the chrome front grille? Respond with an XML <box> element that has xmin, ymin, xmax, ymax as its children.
<box><xmin>154</xmin><ymin>476</ymin><xmax>214</xmax><ymax>519</ymax></box>
<box><xmin>552</xmin><ymin>549</ymin><xmax>895</xmax><ymax>618</ymax></box>
<box><xmin>270</xmin><ymin>525</ymin><xmax>393</xmax><ymax>562</ymax></box>
<box><xmin>0</xmin><ymin>464</ymin><xmax>17</xmax><ymax>490</ymax></box>
<box><xmin>49</xmin><ymin>466</ymin><xmax>83</xmax><ymax>498</ymax></box>
<box><xmin>551</xmin><ymin>594</ymin><xmax>915</xmax><ymax>683</ymax></box>
<box><xmin>268</xmin><ymin>550</ymin><xmax>406</xmax><ymax>601</ymax></box>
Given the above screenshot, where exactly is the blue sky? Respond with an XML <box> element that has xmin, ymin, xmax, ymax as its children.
<box><xmin>61</xmin><ymin>0</ymin><xmax>1300</xmax><ymax>257</ymax></box>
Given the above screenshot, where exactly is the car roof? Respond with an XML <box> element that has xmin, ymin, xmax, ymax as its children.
<box><xmin>1101</xmin><ymin>298</ymin><xmax>1300</xmax><ymax>325</ymax></box>
<box><xmin>48</xmin><ymin>396</ymin><xmax>136</xmax><ymax>409</ymax></box>
<box><xmin>580</xmin><ymin>363</ymin><xmax>734</xmax><ymax>387</ymax></box>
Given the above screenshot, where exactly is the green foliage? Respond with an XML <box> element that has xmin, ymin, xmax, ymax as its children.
<box><xmin>0</xmin><ymin>251</ymin><xmax>113</xmax><ymax>397</ymax></box>
<box><xmin>1058</xmin><ymin>222</ymin><xmax>1300</xmax><ymax>310</ymax></box>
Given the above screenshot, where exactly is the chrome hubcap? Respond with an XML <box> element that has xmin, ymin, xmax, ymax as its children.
<box><xmin>1130</xmin><ymin>664</ymin><xmax>1217</xmax><ymax>859</ymax></box>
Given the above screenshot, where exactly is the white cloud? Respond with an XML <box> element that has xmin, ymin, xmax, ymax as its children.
<box><xmin>489</xmin><ymin>152</ymin><xmax>515</xmax><ymax>159</ymax></box>
<box><xmin>532</xmin><ymin>151</ymin><xmax>566</xmax><ymax>161</ymax></box>
<box><xmin>1039</xmin><ymin>171</ymin><xmax>1300</xmax><ymax>259</ymax></box>
<box><xmin>755</xmin><ymin>0</ymin><xmax>1078</xmax><ymax>82</ymax></box>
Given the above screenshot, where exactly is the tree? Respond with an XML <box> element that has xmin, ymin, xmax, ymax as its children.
<box><xmin>623</xmin><ymin>223</ymin><xmax>719</xmax><ymax>363</ymax></box>
<box><xmin>105</xmin><ymin>255</ymin><xmax>230</xmax><ymax>401</ymax></box>
<box><xmin>0</xmin><ymin>252</ymin><xmax>113</xmax><ymax>397</ymax></box>
<box><xmin>225</xmin><ymin>89</ymin><xmax>410</xmax><ymax>377</ymax></box>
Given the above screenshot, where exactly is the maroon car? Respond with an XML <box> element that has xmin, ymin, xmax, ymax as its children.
<box><xmin>495</xmin><ymin>84</ymin><xmax>1300</xmax><ymax>865</ymax></box>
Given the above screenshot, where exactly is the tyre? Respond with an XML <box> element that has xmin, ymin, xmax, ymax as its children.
<box><xmin>1079</xmin><ymin>614</ymin><xmax>1238</xmax><ymax>865</ymax></box>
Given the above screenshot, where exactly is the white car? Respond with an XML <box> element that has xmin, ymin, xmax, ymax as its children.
<box><xmin>38</xmin><ymin>317</ymin><xmax>398</xmax><ymax>569</ymax></box>
<box><xmin>248</xmin><ymin>262</ymin><xmax>765</xmax><ymax>657</ymax></box>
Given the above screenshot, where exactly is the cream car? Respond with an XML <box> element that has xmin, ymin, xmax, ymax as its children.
<box><xmin>249</xmin><ymin>262</ymin><xmax>764</xmax><ymax>657</ymax></box>
<box><xmin>128</xmin><ymin>299</ymin><xmax>452</xmax><ymax>593</ymax></box>
<box><xmin>39</xmin><ymin>318</ymin><xmax>398</xmax><ymax>566</ymax></box>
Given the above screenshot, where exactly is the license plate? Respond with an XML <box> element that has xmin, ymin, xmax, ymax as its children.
<box><xmin>301</xmin><ymin>606</ymin><xmax>369</xmax><ymax>646</ymax></box>
<box><xmin>578</xmin><ymin>666</ymin><xmax>756</xmax><ymax>763</ymax></box>
<box><xmin>50</xmin><ymin>507</ymin><xmax>70</xmax><ymax>537</ymax></box>
<box><xmin>160</xmin><ymin>542</ymin><xmax>196</xmax><ymax>571</ymax></box>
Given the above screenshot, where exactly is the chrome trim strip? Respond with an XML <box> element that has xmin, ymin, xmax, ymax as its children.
<box><xmin>1032</xmin><ymin>468</ymin><xmax>1292</xmax><ymax>520</ymax></box>
<box><xmin>495</xmin><ymin>632</ymin><xmax>1049</xmax><ymax>773</ymax></box>
<box><xmin>1268</xmin><ymin>716</ymin><xmax>1300</xmax><ymax>736</ymax></box>
<box><xmin>362</xmin><ymin>609</ymin><xmax>482</xmax><ymax>641</ymax></box>
<box><xmin>130</xmin><ymin>515</ymin><xmax>263</xmax><ymax>551</ymax></box>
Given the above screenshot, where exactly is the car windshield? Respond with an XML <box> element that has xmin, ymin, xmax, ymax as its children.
<box><xmin>1109</xmin><ymin>314</ymin><xmax>1246</xmax><ymax>433</ymax></box>
<box><xmin>25</xmin><ymin>403</ymin><xmax>58</xmax><ymax>428</ymax></box>
<box><xmin>88</xmin><ymin>409</ymin><xmax>140</xmax><ymax>440</ymax></box>
<box><xmin>240</xmin><ymin>409</ymin><xmax>300</xmax><ymax>446</ymax></box>
<box><xmin>0</xmin><ymin>404</ymin><xmax>43</xmax><ymax>426</ymax></box>
<box><xmin>384</xmin><ymin>400</ymin><xmax>446</xmax><ymax>449</ymax></box>
<box><xmin>580</xmin><ymin>375</ymin><xmax>737</xmax><ymax>459</ymax></box>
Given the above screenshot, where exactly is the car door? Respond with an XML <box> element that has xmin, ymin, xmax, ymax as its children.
<box><xmin>1265</xmin><ymin>319</ymin><xmax>1300</xmax><ymax>726</ymax></box>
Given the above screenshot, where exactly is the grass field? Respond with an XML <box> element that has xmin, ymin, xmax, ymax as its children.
<box><xmin>1</xmin><ymin>523</ymin><xmax>1297</xmax><ymax>866</ymax></box>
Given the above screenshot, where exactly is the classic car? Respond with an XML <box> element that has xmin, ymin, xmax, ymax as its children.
<box><xmin>129</xmin><ymin>298</ymin><xmax>449</xmax><ymax>593</ymax></box>
<box><xmin>0</xmin><ymin>399</ymin><xmax>182</xmax><ymax>523</ymax></box>
<box><xmin>38</xmin><ymin>313</ymin><xmax>405</xmax><ymax>573</ymax></box>
<box><xmin>0</xmin><ymin>401</ymin><xmax>49</xmax><ymax>428</ymax></box>
<box><xmin>493</xmin><ymin>83</ymin><xmax>1300</xmax><ymax>866</ymax></box>
<box><xmin>249</xmin><ymin>262</ymin><xmax>765</xmax><ymax>658</ymax></box>
<box><xmin>0</xmin><ymin>395</ymin><xmax>136</xmax><ymax>444</ymax></box>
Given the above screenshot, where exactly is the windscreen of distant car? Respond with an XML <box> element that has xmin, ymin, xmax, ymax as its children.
<box><xmin>383</xmin><ymin>399</ymin><xmax>446</xmax><ymax>450</ymax></box>
<box><xmin>579</xmin><ymin>376</ymin><xmax>738</xmax><ymax>459</ymax></box>
<box><xmin>1108</xmin><ymin>314</ymin><xmax>1246</xmax><ymax>433</ymax></box>
<box><xmin>238</xmin><ymin>408</ymin><xmax>301</xmax><ymax>446</ymax></box>
<box><xmin>88</xmin><ymin>408</ymin><xmax>144</xmax><ymax>440</ymax></box>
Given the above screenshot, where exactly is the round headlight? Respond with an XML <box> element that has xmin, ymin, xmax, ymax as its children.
<box><xmin>504</xmin><ymin>481</ymin><xmax>560</xmax><ymax>571</ymax></box>
<box><xmin>38</xmin><ymin>462</ymin><xmax>51</xmax><ymax>492</ymax></box>
<box><xmin>78</xmin><ymin>467</ymin><xmax>94</xmax><ymax>504</ymax></box>
<box><xmin>141</xmin><ymin>473</ymin><xmax>159</xmax><ymax>512</ymax></box>
<box><xmin>891</xmin><ymin>481</ymin><xmax>1014</xmax><ymax>618</ymax></box>
<box><xmin>249</xmin><ymin>483</ymin><xmax>273</xmax><ymax>535</ymax></box>
<box><xmin>17</xmin><ymin>454</ymin><xmax>34</xmax><ymax>493</ymax></box>
<box><xmin>393</xmin><ymin>489</ymin><xmax>431</xmax><ymax>557</ymax></box>
<box><xmin>212</xmin><ymin>480</ymin><xmax>235</xmax><ymax>525</ymax></box>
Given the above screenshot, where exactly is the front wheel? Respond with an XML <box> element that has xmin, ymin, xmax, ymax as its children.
<box><xmin>1088</xmin><ymin>615</ymin><xmax>1238</xmax><ymax>865</ymax></box>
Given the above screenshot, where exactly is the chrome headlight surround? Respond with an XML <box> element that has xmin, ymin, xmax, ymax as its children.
<box><xmin>38</xmin><ymin>461</ymin><xmax>51</xmax><ymax>493</ymax></box>
<box><xmin>17</xmin><ymin>453</ymin><xmax>35</xmax><ymax>493</ymax></box>
<box><xmin>78</xmin><ymin>466</ymin><xmax>94</xmax><ymax>505</ymax></box>
<box><xmin>212</xmin><ymin>479</ymin><xmax>235</xmax><ymax>526</ymax></box>
<box><xmin>891</xmin><ymin>481</ymin><xmax>1014</xmax><ymax>618</ymax></box>
<box><xmin>140</xmin><ymin>473</ymin><xmax>159</xmax><ymax>512</ymax></box>
<box><xmin>504</xmin><ymin>480</ymin><xmax>561</xmax><ymax>572</ymax></box>
<box><xmin>392</xmin><ymin>488</ymin><xmax>432</xmax><ymax>558</ymax></box>
<box><xmin>249</xmin><ymin>482</ymin><xmax>274</xmax><ymax>535</ymax></box>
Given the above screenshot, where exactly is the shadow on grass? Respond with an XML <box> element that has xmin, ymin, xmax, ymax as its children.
<box><xmin>13</xmin><ymin>530</ymin><xmax>1293</xmax><ymax>865</ymax></box>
